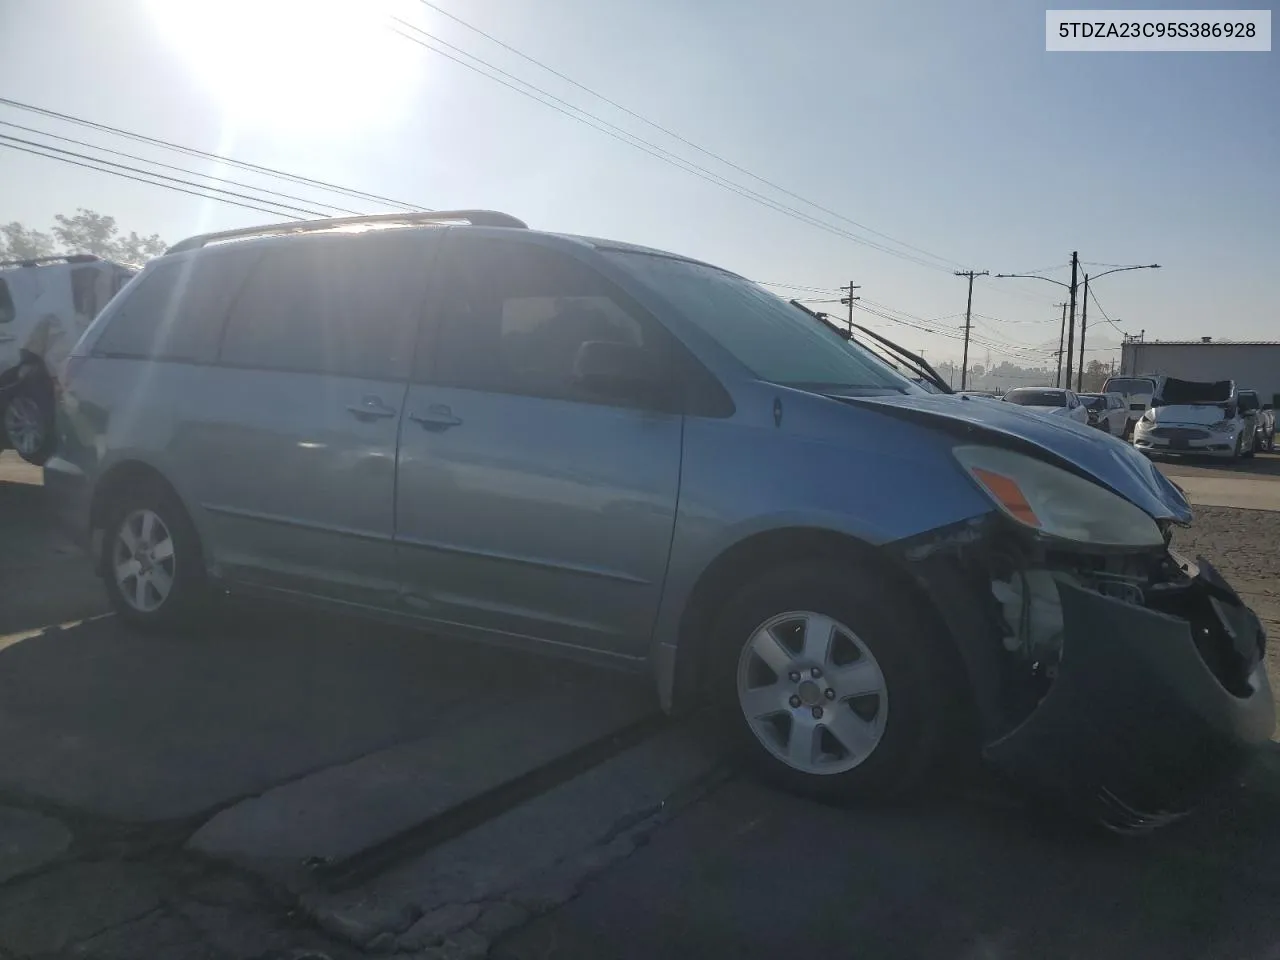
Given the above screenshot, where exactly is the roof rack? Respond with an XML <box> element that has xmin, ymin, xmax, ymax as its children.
<box><xmin>167</xmin><ymin>210</ymin><xmax>528</xmax><ymax>255</ymax></box>
<box><xmin>0</xmin><ymin>253</ymin><xmax>102</xmax><ymax>269</ymax></box>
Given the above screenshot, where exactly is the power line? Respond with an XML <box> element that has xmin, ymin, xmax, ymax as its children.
<box><xmin>754</xmin><ymin>280</ymin><xmax>839</xmax><ymax>293</ymax></box>
<box><xmin>1088</xmin><ymin>285</ymin><xmax>1124</xmax><ymax>335</ymax></box>
<box><xmin>0</xmin><ymin>133</ymin><xmax>333</xmax><ymax>218</ymax></box>
<box><xmin>0</xmin><ymin>97</ymin><xmax>426</xmax><ymax>212</ymax></box>
<box><xmin>0</xmin><ymin>141</ymin><xmax>306</xmax><ymax>221</ymax></box>
<box><xmin>412</xmin><ymin>0</ymin><xmax>966</xmax><ymax>272</ymax></box>
<box><xmin>389</xmin><ymin>20</ymin><xmax>956</xmax><ymax>273</ymax></box>
<box><xmin>0</xmin><ymin>120</ymin><xmax>363</xmax><ymax>216</ymax></box>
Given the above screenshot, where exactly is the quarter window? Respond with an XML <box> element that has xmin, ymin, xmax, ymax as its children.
<box><xmin>93</xmin><ymin>250</ymin><xmax>256</xmax><ymax>362</ymax></box>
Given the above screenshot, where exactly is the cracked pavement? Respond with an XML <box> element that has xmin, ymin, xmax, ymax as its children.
<box><xmin>3</xmin><ymin>452</ymin><xmax>1280</xmax><ymax>959</ymax></box>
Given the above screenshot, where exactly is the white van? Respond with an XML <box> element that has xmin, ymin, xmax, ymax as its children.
<box><xmin>0</xmin><ymin>254</ymin><xmax>135</xmax><ymax>463</ymax></box>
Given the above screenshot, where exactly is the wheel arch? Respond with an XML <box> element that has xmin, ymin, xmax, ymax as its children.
<box><xmin>89</xmin><ymin>459</ymin><xmax>202</xmax><ymax>574</ymax></box>
<box><xmin>668</xmin><ymin>526</ymin><xmax>973</xmax><ymax>717</ymax></box>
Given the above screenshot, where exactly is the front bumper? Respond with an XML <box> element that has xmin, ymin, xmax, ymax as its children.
<box><xmin>983</xmin><ymin>559</ymin><xmax>1274</xmax><ymax>831</ymax></box>
<box><xmin>1134</xmin><ymin>429</ymin><xmax>1238</xmax><ymax>456</ymax></box>
<box><xmin>41</xmin><ymin>455</ymin><xmax>93</xmax><ymax>552</ymax></box>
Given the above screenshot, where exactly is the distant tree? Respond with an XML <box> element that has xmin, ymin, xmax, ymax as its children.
<box><xmin>970</xmin><ymin>363</ymin><xmax>985</xmax><ymax>379</ymax></box>
<box><xmin>113</xmin><ymin>230</ymin><xmax>169</xmax><ymax>264</ymax></box>
<box><xmin>0</xmin><ymin>222</ymin><xmax>57</xmax><ymax>260</ymax></box>
<box><xmin>0</xmin><ymin>208</ymin><xmax>168</xmax><ymax>265</ymax></box>
<box><xmin>1081</xmin><ymin>359</ymin><xmax>1109</xmax><ymax>393</ymax></box>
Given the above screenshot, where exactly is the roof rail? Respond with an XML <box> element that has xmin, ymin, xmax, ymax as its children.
<box><xmin>0</xmin><ymin>253</ymin><xmax>102</xmax><ymax>269</ymax></box>
<box><xmin>167</xmin><ymin>210</ymin><xmax>528</xmax><ymax>255</ymax></box>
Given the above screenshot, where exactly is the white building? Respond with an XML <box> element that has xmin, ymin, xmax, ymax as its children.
<box><xmin>1119</xmin><ymin>338</ymin><xmax>1280</xmax><ymax>408</ymax></box>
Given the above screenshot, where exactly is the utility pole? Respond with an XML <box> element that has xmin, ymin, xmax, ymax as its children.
<box><xmin>1055</xmin><ymin>302</ymin><xmax>1068</xmax><ymax>386</ymax></box>
<box><xmin>840</xmin><ymin>281</ymin><xmax>861</xmax><ymax>335</ymax></box>
<box><xmin>1075</xmin><ymin>273</ymin><xmax>1090</xmax><ymax>391</ymax></box>
<box><xmin>1064</xmin><ymin>251</ymin><xmax>1079</xmax><ymax>393</ymax></box>
<box><xmin>954</xmin><ymin>269</ymin><xmax>988</xmax><ymax>390</ymax></box>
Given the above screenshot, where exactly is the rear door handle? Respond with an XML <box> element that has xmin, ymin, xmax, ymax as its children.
<box><xmin>409</xmin><ymin>404</ymin><xmax>463</xmax><ymax>430</ymax></box>
<box><xmin>346</xmin><ymin>396</ymin><xmax>398</xmax><ymax>421</ymax></box>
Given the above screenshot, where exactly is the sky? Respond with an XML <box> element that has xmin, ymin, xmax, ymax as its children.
<box><xmin>0</xmin><ymin>0</ymin><xmax>1276</xmax><ymax>370</ymax></box>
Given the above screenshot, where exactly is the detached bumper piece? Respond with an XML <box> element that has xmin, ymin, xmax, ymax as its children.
<box><xmin>984</xmin><ymin>559</ymin><xmax>1274</xmax><ymax>833</ymax></box>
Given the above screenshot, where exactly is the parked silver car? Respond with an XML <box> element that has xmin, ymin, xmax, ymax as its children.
<box><xmin>1077</xmin><ymin>392</ymin><xmax>1128</xmax><ymax>435</ymax></box>
<box><xmin>45</xmin><ymin>212</ymin><xmax>1273</xmax><ymax>828</ymax></box>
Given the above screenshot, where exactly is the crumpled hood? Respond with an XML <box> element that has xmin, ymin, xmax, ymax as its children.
<box><xmin>1146</xmin><ymin>404</ymin><xmax>1230</xmax><ymax>427</ymax></box>
<box><xmin>845</xmin><ymin>393</ymin><xmax>1193</xmax><ymax>523</ymax></box>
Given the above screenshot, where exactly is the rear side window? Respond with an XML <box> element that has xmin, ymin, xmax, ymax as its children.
<box><xmin>423</xmin><ymin>238</ymin><xmax>655</xmax><ymax>404</ymax></box>
<box><xmin>219</xmin><ymin>237</ymin><xmax>424</xmax><ymax>381</ymax></box>
<box><xmin>93</xmin><ymin>250</ymin><xmax>257</xmax><ymax>362</ymax></box>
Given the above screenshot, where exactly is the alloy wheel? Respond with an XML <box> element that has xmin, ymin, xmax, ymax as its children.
<box><xmin>2</xmin><ymin>396</ymin><xmax>45</xmax><ymax>458</ymax></box>
<box><xmin>736</xmin><ymin>610</ymin><xmax>889</xmax><ymax>776</ymax></box>
<box><xmin>112</xmin><ymin>509</ymin><xmax>177</xmax><ymax>613</ymax></box>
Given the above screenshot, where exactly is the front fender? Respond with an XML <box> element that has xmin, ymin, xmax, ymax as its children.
<box><xmin>649</xmin><ymin>401</ymin><xmax>994</xmax><ymax>710</ymax></box>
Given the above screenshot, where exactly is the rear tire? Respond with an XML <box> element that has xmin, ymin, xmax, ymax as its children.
<box><xmin>101</xmin><ymin>480</ymin><xmax>209</xmax><ymax>630</ymax></box>
<box><xmin>708</xmin><ymin>563</ymin><xmax>963</xmax><ymax>803</ymax></box>
<box><xmin>2</xmin><ymin>379</ymin><xmax>56</xmax><ymax>465</ymax></box>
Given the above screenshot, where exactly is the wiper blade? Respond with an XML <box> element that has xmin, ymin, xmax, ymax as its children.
<box><xmin>789</xmin><ymin>300</ymin><xmax>952</xmax><ymax>395</ymax></box>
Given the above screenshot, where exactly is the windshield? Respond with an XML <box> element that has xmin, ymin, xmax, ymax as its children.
<box><xmin>1004</xmin><ymin>388</ymin><xmax>1066</xmax><ymax>407</ymax></box>
<box><xmin>604</xmin><ymin>251</ymin><xmax>916</xmax><ymax>394</ymax></box>
<box><xmin>1103</xmin><ymin>377</ymin><xmax>1156</xmax><ymax>396</ymax></box>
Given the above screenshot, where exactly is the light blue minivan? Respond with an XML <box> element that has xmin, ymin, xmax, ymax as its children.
<box><xmin>46</xmin><ymin>211</ymin><xmax>1273</xmax><ymax>830</ymax></box>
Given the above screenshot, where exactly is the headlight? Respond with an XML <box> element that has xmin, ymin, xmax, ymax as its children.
<box><xmin>1210</xmin><ymin>419</ymin><xmax>1237</xmax><ymax>434</ymax></box>
<box><xmin>953</xmin><ymin>445</ymin><xmax>1164</xmax><ymax>547</ymax></box>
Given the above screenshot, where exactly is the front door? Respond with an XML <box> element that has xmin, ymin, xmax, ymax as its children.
<box><xmin>181</xmin><ymin>232</ymin><xmax>435</xmax><ymax>609</ymax></box>
<box><xmin>395</xmin><ymin>234</ymin><xmax>683</xmax><ymax>659</ymax></box>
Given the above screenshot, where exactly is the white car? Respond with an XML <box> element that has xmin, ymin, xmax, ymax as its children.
<box><xmin>1078</xmin><ymin>391</ymin><xmax>1129</xmax><ymax>435</ymax></box>
<box><xmin>1133</xmin><ymin>377</ymin><xmax>1254</xmax><ymax>460</ymax></box>
<box><xmin>1001</xmin><ymin>387</ymin><xmax>1090</xmax><ymax>425</ymax></box>
<box><xmin>0</xmin><ymin>254</ymin><xmax>135</xmax><ymax>463</ymax></box>
<box><xmin>1101</xmin><ymin>375</ymin><xmax>1162</xmax><ymax>438</ymax></box>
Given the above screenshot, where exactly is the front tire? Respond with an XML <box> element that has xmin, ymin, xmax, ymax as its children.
<box><xmin>710</xmin><ymin>563</ymin><xmax>961</xmax><ymax>803</ymax></box>
<box><xmin>102</xmin><ymin>482</ymin><xmax>208</xmax><ymax>630</ymax></box>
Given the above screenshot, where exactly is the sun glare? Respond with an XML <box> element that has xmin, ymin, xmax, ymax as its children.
<box><xmin>144</xmin><ymin>0</ymin><xmax>421</xmax><ymax>129</ymax></box>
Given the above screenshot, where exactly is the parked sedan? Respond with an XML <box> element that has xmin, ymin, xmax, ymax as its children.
<box><xmin>1002</xmin><ymin>387</ymin><xmax>1091</xmax><ymax>425</ymax></box>
<box><xmin>1133</xmin><ymin>377</ymin><xmax>1254</xmax><ymax>460</ymax></box>
<box><xmin>1078</xmin><ymin>392</ymin><xmax>1128</xmax><ymax>435</ymax></box>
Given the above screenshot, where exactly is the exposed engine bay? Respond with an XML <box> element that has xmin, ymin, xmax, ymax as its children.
<box><xmin>902</xmin><ymin>515</ymin><xmax>1273</xmax><ymax>832</ymax></box>
<box><xmin>989</xmin><ymin>537</ymin><xmax>1264</xmax><ymax>722</ymax></box>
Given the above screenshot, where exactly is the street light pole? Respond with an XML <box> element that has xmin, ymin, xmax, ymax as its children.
<box><xmin>992</xmin><ymin>260</ymin><xmax>1160</xmax><ymax>386</ymax></box>
<box><xmin>1076</xmin><ymin>274</ymin><xmax>1090</xmax><ymax>390</ymax></box>
<box><xmin>1064</xmin><ymin>252</ymin><xmax>1079</xmax><ymax>395</ymax></box>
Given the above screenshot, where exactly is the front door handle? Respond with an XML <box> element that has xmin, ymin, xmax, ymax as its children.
<box><xmin>346</xmin><ymin>396</ymin><xmax>398</xmax><ymax>421</ymax></box>
<box><xmin>409</xmin><ymin>404</ymin><xmax>463</xmax><ymax>430</ymax></box>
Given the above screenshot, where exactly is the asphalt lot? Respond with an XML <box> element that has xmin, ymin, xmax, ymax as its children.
<box><xmin>2</xmin><ymin>449</ymin><xmax>1280</xmax><ymax>959</ymax></box>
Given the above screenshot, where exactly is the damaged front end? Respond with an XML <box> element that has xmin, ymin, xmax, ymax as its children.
<box><xmin>982</xmin><ymin>541</ymin><xmax>1272</xmax><ymax>832</ymax></box>
<box><xmin>899</xmin><ymin>449</ymin><xmax>1273</xmax><ymax>833</ymax></box>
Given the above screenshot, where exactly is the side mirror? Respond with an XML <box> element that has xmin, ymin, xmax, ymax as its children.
<box><xmin>573</xmin><ymin>340</ymin><xmax>669</xmax><ymax>405</ymax></box>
